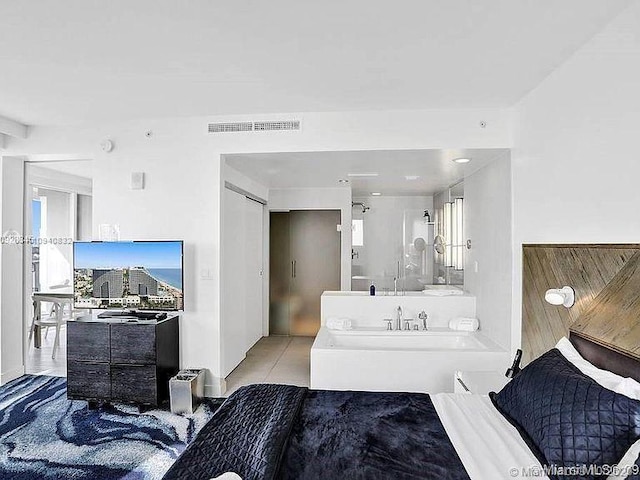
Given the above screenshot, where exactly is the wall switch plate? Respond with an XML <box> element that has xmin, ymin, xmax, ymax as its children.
<box><xmin>131</xmin><ymin>172</ymin><xmax>145</xmax><ymax>190</ymax></box>
<box><xmin>474</xmin><ymin>261</ymin><xmax>479</xmax><ymax>273</ymax></box>
<box><xmin>98</xmin><ymin>224</ymin><xmax>120</xmax><ymax>241</ymax></box>
<box><xmin>200</xmin><ymin>269</ymin><xmax>213</xmax><ymax>280</ymax></box>
<box><xmin>336</xmin><ymin>224</ymin><xmax>342</xmax><ymax>232</ymax></box>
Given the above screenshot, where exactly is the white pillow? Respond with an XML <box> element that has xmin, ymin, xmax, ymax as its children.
<box><xmin>555</xmin><ymin>337</ymin><xmax>640</xmax><ymax>400</ymax></box>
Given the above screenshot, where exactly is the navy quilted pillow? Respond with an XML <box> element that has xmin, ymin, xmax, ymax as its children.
<box><xmin>491</xmin><ymin>348</ymin><xmax>640</xmax><ymax>478</ymax></box>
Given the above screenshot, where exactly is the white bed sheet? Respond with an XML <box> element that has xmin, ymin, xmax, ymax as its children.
<box><xmin>432</xmin><ymin>393</ymin><xmax>549</xmax><ymax>480</ymax></box>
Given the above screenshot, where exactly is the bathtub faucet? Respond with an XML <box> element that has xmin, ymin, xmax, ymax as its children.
<box><xmin>396</xmin><ymin>306</ymin><xmax>403</xmax><ymax>331</ymax></box>
<box><xmin>418</xmin><ymin>310</ymin><xmax>428</xmax><ymax>330</ymax></box>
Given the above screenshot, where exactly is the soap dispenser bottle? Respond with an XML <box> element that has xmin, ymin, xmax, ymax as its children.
<box><xmin>369</xmin><ymin>283</ymin><xmax>376</xmax><ymax>296</ymax></box>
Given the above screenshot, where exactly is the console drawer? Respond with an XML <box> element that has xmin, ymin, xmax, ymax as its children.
<box><xmin>67</xmin><ymin>323</ymin><xmax>110</xmax><ymax>362</ymax></box>
<box><xmin>110</xmin><ymin>324</ymin><xmax>156</xmax><ymax>364</ymax></box>
<box><xmin>111</xmin><ymin>365</ymin><xmax>157</xmax><ymax>405</ymax></box>
<box><xmin>67</xmin><ymin>361</ymin><xmax>110</xmax><ymax>400</ymax></box>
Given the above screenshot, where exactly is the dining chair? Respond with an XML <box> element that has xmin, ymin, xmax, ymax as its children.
<box><xmin>29</xmin><ymin>296</ymin><xmax>67</xmax><ymax>359</ymax></box>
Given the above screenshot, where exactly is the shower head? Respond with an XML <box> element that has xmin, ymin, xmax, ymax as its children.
<box><xmin>351</xmin><ymin>202</ymin><xmax>370</xmax><ymax>214</ymax></box>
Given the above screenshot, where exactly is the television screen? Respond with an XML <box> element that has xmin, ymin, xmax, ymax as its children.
<box><xmin>73</xmin><ymin>241</ymin><xmax>183</xmax><ymax>311</ymax></box>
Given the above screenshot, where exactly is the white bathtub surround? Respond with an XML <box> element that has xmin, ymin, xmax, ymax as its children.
<box><xmin>421</xmin><ymin>286</ymin><xmax>464</xmax><ymax>296</ymax></box>
<box><xmin>321</xmin><ymin>291</ymin><xmax>476</xmax><ymax>330</ymax></box>
<box><xmin>311</xmin><ymin>327</ymin><xmax>508</xmax><ymax>393</ymax></box>
<box><xmin>449</xmin><ymin>317</ymin><xmax>480</xmax><ymax>332</ymax></box>
<box><xmin>325</xmin><ymin>317</ymin><xmax>353</xmax><ymax>331</ymax></box>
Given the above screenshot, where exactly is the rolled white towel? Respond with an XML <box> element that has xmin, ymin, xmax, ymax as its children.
<box><xmin>211</xmin><ymin>473</ymin><xmax>242</xmax><ymax>480</ymax></box>
<box><xmin>326</xmin><ymin>317</ymin><xmax>353</xmax><ymax>330</ymax></box>
<box><xmin>449</xmin><ymin>317</ymin><xmax>479</xmax><ymax>332</ymax></box>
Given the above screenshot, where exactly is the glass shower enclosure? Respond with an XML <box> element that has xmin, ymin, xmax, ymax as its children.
<box><xmin>351</xmin><ymin>186</ymin><xmax>464</xmax><ymax>292</ymax></box>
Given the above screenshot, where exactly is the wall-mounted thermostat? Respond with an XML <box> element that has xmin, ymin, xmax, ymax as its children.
<box><xmin>131</xmin><ymin>172</ymin><xmax>145</xmax><ymax>190</ymax></box>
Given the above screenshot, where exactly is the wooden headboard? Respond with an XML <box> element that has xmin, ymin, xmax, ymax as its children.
<box><xmin>522</xmin><ymin>244</ymin><xmax>640</xmax><ymax>365</ymax></box>
<box><xmin>569</xmin><ymin>331</ymin><xmax>640</xmax><ymax>383</ymax></box>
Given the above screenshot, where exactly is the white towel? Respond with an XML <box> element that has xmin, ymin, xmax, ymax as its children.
<box><xmin>326</xmin><ymin>317</ymin><xmax>353</xmax><ymax>330</ymax></box>
<box><xmin>449</xmin><ymin>317</ymin><xmax>479</xmax><ymax>332</ymax></box>
<box><xmin>211</xmin><ymin>473</ymin><xmax>242</xmax><ymax>480</ymax></box>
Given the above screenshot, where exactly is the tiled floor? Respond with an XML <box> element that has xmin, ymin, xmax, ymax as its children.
<box><xmin>224</xmin><ymin>336</ymin><xmax>314</xmax><ymax>396</ymax></box>
<box><xmin>26</xmin><ymin>327</ymin><xmax>67</xmax><ymax>377</ymax></box>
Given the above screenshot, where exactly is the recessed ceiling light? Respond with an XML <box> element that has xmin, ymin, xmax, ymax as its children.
<box><xmin>453</xmin><ymin>157</ymin><xmax>471</xmax><ymax>164</ymax></box>
<box><xmin>347</xmin><ymin>173</ymin><xmax>379</xmax><ymax>177</ymax></box>
<box><xmin>371</xmin><ymin>192</ymin><xmax>382</xmax><ymax>196</ymax></box>
<box><xmin>338</xmin><ymin>179</ymin><xmax>350</xmax><ymax>184</ymax></box>
<box><xmin>405</xmin><ymin>175</ymin><xmax>420</xmax><ymax>180</ymax></box>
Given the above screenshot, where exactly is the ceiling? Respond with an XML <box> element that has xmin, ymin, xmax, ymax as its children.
<box><xmin>0</xmin><ymin>0</ymin><xmax>629</xmax><ymax>125</ymax></box>
<box><xmin>225</xmin><ymin>149</ymin><xmax>508</xmax><ymax>196</ymax></box>
<box><xmin>29</xmin><ymin>160</ymin><xmax>93</xmax><ymax>181</ymax></box>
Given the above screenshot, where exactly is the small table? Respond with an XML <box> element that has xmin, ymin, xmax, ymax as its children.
<box><xmin>454</xmin><ymin>370</ymin><xmax>510</xmax><ymax>395</ymax></box>
<box><xmin>31</xmin><ymin>292</ymin><xmax>74</xmax><ymax>348</ymax></box>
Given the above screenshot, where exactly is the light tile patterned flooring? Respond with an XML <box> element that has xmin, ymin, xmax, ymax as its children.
<box><xmin>224</xmin><ymin>336</ymin><xmax>314</xmax><ymax>396</ymax></box>
<box><xmin>26</xmin><ymin>327</ymin><xmax>67</xmax><ymax>377</ymax></box>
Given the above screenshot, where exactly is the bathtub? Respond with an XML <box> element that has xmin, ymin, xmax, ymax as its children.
<box><xmin>310</xmin><ymin>327</ymin><xmax>509</xmax><ymax>393</ymax></box>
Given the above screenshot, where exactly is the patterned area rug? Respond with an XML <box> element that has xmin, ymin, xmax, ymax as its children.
<box><xmin>0</xmin><ymin>375</ymin><xmax>223</xmax><ymax>480</ymax></box>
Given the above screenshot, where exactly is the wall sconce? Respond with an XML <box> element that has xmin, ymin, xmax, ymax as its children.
<box><xmin>545</xmin><ymin>286</ymin><xmax>575</xmax><ymax>308</ymax></box>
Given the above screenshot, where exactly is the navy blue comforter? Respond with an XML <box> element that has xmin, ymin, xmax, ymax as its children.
<box><xmin>162</xmin><ymin>384</ymin><xmax>469</xmax><ymax>480</ymax></box>
<box><xmin>280</xmin><ymin>389</ymin><xmax>469</xmax><ymax>480</ymax></box>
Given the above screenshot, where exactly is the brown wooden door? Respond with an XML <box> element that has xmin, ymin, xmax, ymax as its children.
<box><xmin>289</xmin><ymin>210</ymin><xmax>341</xmax><ymax>336</ymax></box>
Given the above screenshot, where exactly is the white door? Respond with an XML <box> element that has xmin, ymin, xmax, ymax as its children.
<box><xmin>244</xmin><ymin>198</ymin><xmax>264</xmax><ymax>350</ymax></box>
<box><xmin>221</xmin><ymin>189</ymin><xmax>265</xmax><ymax>377</ymax></box>
<box><xmin>221</xmin><ymin>189</ymin><xmax>247</xmax><ymax>376</ymax></box>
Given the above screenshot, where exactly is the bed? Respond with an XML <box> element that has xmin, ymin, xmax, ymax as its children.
<box><xmin>162</xmin><ymin>331</ymin><xmax>640</xmax><ymax>480</ymax></box>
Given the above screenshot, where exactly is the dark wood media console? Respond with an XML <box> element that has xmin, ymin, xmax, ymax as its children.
<box><xmin>67</xmin><ymin>314</ymin><xmax>180</xmax><ymax>407</ymax></box>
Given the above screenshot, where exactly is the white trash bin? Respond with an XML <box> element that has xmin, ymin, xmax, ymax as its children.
<box><xmin>169</xmin><ymin>369</ymin><xmax>205</xmax><ymax>414</ymax></box>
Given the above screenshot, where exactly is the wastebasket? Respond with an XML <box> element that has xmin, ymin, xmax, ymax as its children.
<box><xmin>169</xmin><ymin>369</ymin><xmax>205</xmax><ymax>414</ymax></box>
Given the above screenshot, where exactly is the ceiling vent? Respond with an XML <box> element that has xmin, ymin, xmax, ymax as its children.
<box><xmin>207</xmin><ymin>119</ymin><xmax>301</xmax><ymax>134</ymax></box>
<box><xmin>253</xmin><ymin>120</ymin><xmax>300</xmax><ymax>132</ymax></box>
<box><xmin>208</xmin><ymin>122</ymin><xmax>253</xmax><ymax>134</ymax></box>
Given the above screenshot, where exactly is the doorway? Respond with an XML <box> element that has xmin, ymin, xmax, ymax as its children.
<box><xmin>269</xmin><ymin>210</ymin><xmax>341</xmax><ymax>336</ymax></box>
<box><xmin>24</xmin><ymin>161</ymin><xmax>93</xmax><ymax>376</ymax></box>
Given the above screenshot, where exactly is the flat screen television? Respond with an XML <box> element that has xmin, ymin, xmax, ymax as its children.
<box><xmin>73</xmin><ymin>241</ymin><xmax>184</xmax><ymax>311</ymax></box>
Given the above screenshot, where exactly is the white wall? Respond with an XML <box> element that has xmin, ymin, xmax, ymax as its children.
<box><xmin>37</xmin><ymin>188</ymin><xmax>73</xmax><ymax>289</ymax></box>
<box><xmin>0</xmin><ymin>157</ymin><xmax>24</xmax><ymax>383</ymax></box>
<box><xmin>269</xmin><ymin>187</ymin><xmax>352</xmax><ymax>290</ymax></box>
<box><xmin>463</xmin><ymin>154</ymin><xmax>512</xmax><ymax>350</ymax></box>
<box><xmin>77</xmin><ymin>194</ymin><xmax>92</xmax><ymax>241</ymax></box>
<box><xmin>511</xmin><ymin>2</ymin><xmax>640</xmax><ymax>352</ymax></box>
<box><xmin>3</xmin><ymin>108</ymin><xmax>511</xmax><ymax>394</ymax></box>
<box><xmin>321</xmin><ymin>293</ymin><xmax>476</xmax><ymax>329</ymax></box>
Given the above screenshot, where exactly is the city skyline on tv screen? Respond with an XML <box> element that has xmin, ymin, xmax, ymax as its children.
<box><xmin>73</xmin><ymin>241</ymin><xmax>183</xmax><ymax>311</ymax></box>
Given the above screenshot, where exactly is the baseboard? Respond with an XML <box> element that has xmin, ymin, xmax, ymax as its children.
<box><xmin>1</xmin><ymin>365</ymin><xmax>25</xmax><ymax>385</ymax></box>
<box><xmin>205</xmin><ymin>376</ymin><xmax>227</xmax><ymax>397</ymax></box>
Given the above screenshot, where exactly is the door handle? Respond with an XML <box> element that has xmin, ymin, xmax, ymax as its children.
<box><xmin>293</xmin><ymin>260</ymin><xmax>297</xmax><ymax>278</ymax></box>
<box><xmin>291</xmin><ymin>260</ymin><xmax>295</xmax><ymax>278</ymax></box>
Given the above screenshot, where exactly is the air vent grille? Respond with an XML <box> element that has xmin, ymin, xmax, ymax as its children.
<box><xmin>208</xmin><ymin>122</ymin><xmax>253</xmax><ymax>133</ymax></box>
<box><xmin>254</xmin><ymin>120</ymin><xmax>300</xmax><ymax>131</ymax></box>
<box><xmin>207</xmin><ymin>119</ymin><xmax>301</xmax><ymax>134</ymax></box>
